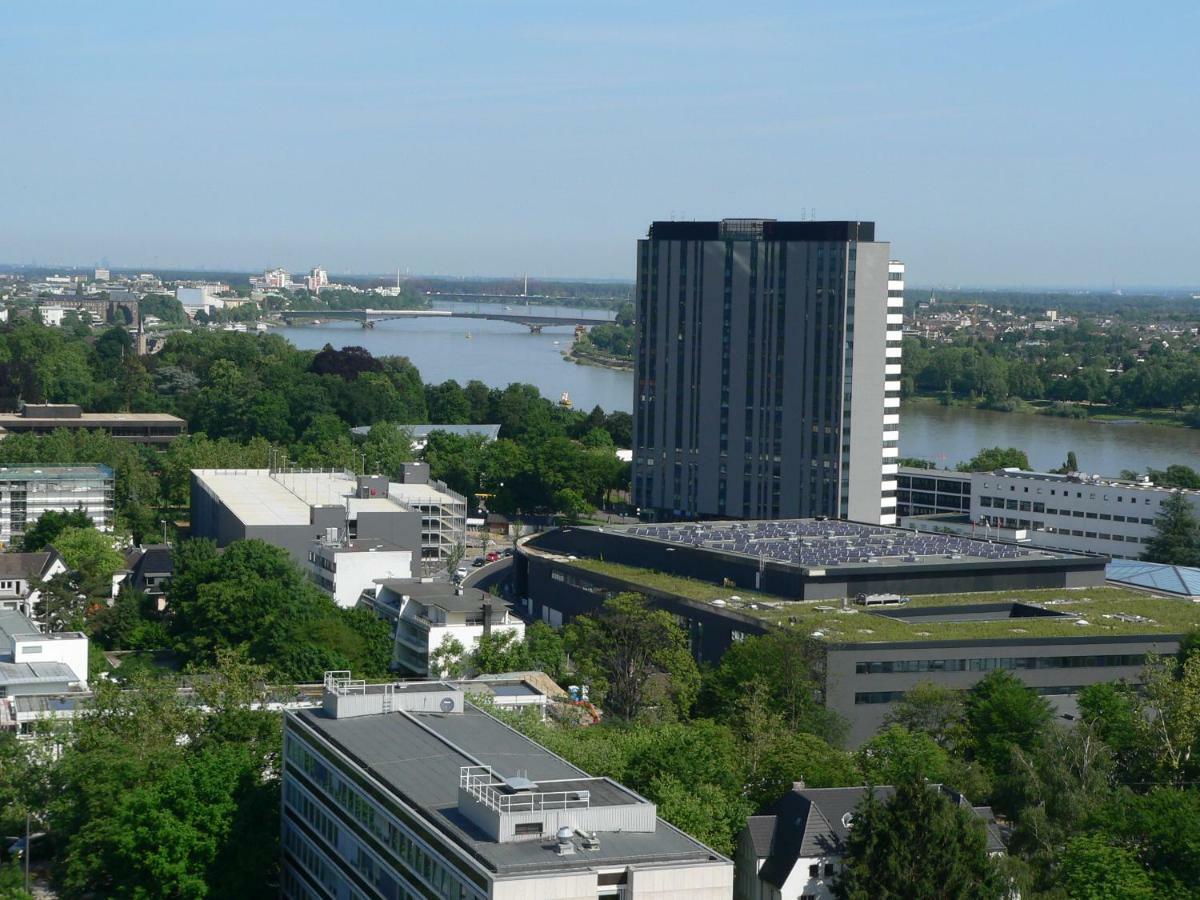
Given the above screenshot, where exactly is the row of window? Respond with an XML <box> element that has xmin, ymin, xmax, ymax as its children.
<box><xmin>857</xmin><ymin>685</ymin><xmax>1088</xmax><ymax>704</ymax></box>
<box><xmin>286</xmin><ymin>736</ymin><xmax>479</xmax><ymax>900</ymax></box>
<box><xmin>980</xmin><ymin>495</ymin><xmax>1155</xmax><ymax>525</ymax></box>
<box><xmin>855</xmin><ymin>653</ymin><xmax>1147</xmax><ymax>675</ymax></box>
<box><xmin>984</xmin><ymin>480</ymin><xmax>1162</xmax><ymax>505</ymax></box>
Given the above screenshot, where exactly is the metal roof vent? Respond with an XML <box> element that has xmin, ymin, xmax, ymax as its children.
<box><xmin>555</xmin><ymin>826</ymin><xmax>575</xmax><ymax>855</ymax></box>
<box><xmin>502</xmin><ymin>774</ymin><xmax>539</xmax><ymax>793</ymax></box>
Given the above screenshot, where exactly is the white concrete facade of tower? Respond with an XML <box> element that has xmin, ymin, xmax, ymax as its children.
<box><xmin>879</xmin><ymin>260</ymin><xmax>905</xmax><ymax>525</ymax></box>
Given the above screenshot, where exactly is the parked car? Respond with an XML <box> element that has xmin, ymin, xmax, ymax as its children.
<box><xmin>486</xmin><ymin>551</ymin><xmax>500</xmax><ymax>562</ymax></box>
<box><xmin>501</xmin><ymin>548</ymin><xmax>514</xmax><ymax>558</ymax></box>
<box><xmin>472</xmin><ymin>556</ymin><xmax>486</xmax><ymax>567</ymax></box>
<box><xmin>455</xmin><ymin>566</ymin><xmax>469</xmax><ymax>581</ymax></box>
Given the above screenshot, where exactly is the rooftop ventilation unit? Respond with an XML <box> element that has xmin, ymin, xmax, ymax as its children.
<box><xmin>555</xmin><ymin>826</ymin><xmax>575</xmax><ymax>855</ymax></box>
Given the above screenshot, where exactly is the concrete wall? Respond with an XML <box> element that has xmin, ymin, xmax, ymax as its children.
<box><xmin>827</xmin><ymin>634</ymin><xmax>1182</xmax><ymax>746</ymax></box>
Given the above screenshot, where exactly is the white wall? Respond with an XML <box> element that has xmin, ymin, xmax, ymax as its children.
<box><xmin>14</xmin><ymin>631</ymin><xmax>89</xmax><ymax>688</ymax></box>
<box><xmin>972</xmin><ymin>470</ymin><xmax>1200</xmax><ymax>560</ymax></box>
<box><xmin>428</xmin><ymin>620</ymin><xmax>525</xmax><ymax>675</ymax></box>
<box><xmin>326</xmin><ymin>549</ymin><xmax>414</xmax><ymax>607</ymax></box>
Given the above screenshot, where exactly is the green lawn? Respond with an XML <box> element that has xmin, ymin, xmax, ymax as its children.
<box><xmin>563</xmin><ymin>558</ymin><xmax>1200</xmax><ymax>644</ymax></box>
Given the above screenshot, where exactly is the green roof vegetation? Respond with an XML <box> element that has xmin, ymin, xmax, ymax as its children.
<box><xmin>563</xmin><ymin>558</ymin><xmax>1200</xmax><ymax>644</ymax></box>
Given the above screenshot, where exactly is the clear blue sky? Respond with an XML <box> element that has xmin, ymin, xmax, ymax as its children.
<box><xmin>2</xmin><ymin>1</ymin><xmax>1197</xmax><ymax>287</ymax></box>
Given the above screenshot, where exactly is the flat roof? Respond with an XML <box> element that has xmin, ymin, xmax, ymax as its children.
<box><xmin>290</xmin><ymin>705</ymin><xmax>724</xmax><ymax>875</ymax></box>
<box><xmin>0</xmin><ymin>412</ymin><xmax>184</xmax><ymax>424</ymax></box>
<box><xmin>192</xmin><ymin>469</ymin><xmax>324</xmax><ymax>526</ymax></box>
<box><xmin>554</xmin><ymin>559</ymin><xmax>1200</xmax><ymax>644</ymax></box>
<box><xmin>385</xmin><ymin>482</ymin><xmax>464</xmax><ymax>506</ymax></box>
<box><xmin>603</xmin><ymin>519</ymin><xmax>1082</xmax><ymax>572</ymax></box>
<box><xmin>0</xmin><ymin>465</ymin><xmax>114</xmax><ymax>480</ymax></box>
<box><xmin>0</xmin><ymin>661</ymin><xmax>77</xmax><ymax>686</ymax></box>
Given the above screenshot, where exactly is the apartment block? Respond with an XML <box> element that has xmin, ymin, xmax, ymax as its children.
<box><xmin>0</xmin><ymin>465</ymin><xmax>115</xmax><ymax>547</ymax></box>
<box><xmin>281</xmin><ymin>674</ymin><xmax>733</xmax><ymax>899</ymax></box>
<box><xmin>631</xmin><ymin>220</ymin><xmax>901</xmax><ymax>525</ymax></box>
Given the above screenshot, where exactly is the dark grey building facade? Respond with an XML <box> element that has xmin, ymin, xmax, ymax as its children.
<box><xmin>632</xmin><ymin>219</ymin><xmax>903</xmax><ymax>523</ymax></box>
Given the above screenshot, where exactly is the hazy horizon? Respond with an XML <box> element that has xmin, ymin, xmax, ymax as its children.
<box><xmin>3</xmin><ymin>2</ymin><xmax>1197</xmax><ymax>287</ymax></box>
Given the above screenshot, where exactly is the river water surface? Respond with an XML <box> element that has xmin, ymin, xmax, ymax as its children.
<box><xmin>274</xmin><ymin>303</ymin><xmax>1200</xmax><ymax>474</ymax></box>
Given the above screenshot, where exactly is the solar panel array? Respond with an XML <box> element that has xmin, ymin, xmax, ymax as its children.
<box><xmin>623</xmin><ymin>520</ymin><xmax>1041</xmax><ymax>567</ymax></box>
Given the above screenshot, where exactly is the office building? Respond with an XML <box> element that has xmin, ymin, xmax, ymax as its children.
<box><xmin>0</xmin><ymin>465</ymin><xmax>115</xmax><ymax>548</ymax></box>
<box><xmin>282</xmin><ymin>673</ymin><xmax>733</xmax><ymax>899</ymax></box>
<box><xmin>736</xmin><ymin>785</ymin><xmax>1004</xmax><ymax>900</ymax></box>
<box><xmin>357</xmin><ymin>581</ymin><xmax>525</xmax><ymax>676</ymax></box>
<box><xmin>972</xmin><ymin>468</ymin><xmax>1200</xmax><ymax>560</ymax></box>
<box><xmin>0</xmin><ymin>404</ymin><xmax>185</xmax><ymax>446</ymax></box>
<box><xmin>895</xmin><ymin>467</ymin><xmax>971</xmax><ymax>518</ymax></box>
<box><xmin>264</xmin><ymin>267</ymin><xmax>293</xmax><ymax>289</ymax></box>
<box><xmin>631</xmin><ymin>220</ymin><xmax>902</xmax><ymax>524</ymax></box>
<box><xmin>514</xmin><ymin>523</ymin><xmax>1197</xmax><ymax>745</ymax></box>
<box><xmin>190</xmin><ymin>465</ymin><xmax>466</xmax><ymax>577</ymax></box>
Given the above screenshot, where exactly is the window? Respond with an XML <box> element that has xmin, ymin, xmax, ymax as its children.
<box><xmin>514</xmin><ymin>822</ymin><xmax>543</xmax><ymax>836</ymax></box>
<box><xmin>825</xmin><ymin>863</ymin><xmax>835</xmax><ymax>876</ymax></box>
<box><xmin>810</xmin><ymin>864</ymin><xmax>820</xmax><ymax>877</ymax></box>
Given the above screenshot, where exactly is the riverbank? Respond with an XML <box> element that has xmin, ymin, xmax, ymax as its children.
<box><xmin>564</xmin><ymin>342</ymin><xmax>634</xmax><ymax>371</ymax></box>
<box><xmin>904</xmin><ymin>394</ymin><xmax>1197</xmax><ymax>430</ymax></box>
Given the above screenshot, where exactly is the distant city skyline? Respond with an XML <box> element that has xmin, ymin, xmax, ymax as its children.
<box><xmin>2</xmin><ymin>2</ymin><xmax>1197</xmax><ymax>287</ymax></box>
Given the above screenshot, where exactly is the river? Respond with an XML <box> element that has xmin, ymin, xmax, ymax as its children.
<box><xmin>273</xmin><ymin>303</ymin><xmax>1200</xmax><ymax>474</ymax></box>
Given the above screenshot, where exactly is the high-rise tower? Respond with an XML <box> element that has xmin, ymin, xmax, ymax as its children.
<box><xmin>631</xmin><ymin>219</ymin><xmax>902</xmax><ymax>524</ymax></box>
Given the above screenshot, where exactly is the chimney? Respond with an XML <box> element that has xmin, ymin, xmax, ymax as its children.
<box><xmin>793</xmin><ymin>780</ymin><xmax>806</xmax><ymax>792</ymax></box>
<box><xmin>482</xmin><ymin>598</ymin><xmax>493</xmax><ymax>636</ymax></box>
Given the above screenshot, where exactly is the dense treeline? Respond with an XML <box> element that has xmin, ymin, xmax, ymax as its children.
<box><xmin>904</xmin><ymin>326</ymin><xmax>1200</xmax><ymax>421</ymax></box>
<box><xmin>0</xmin><ymin>319</ymin><xmax>632</xmax><ymax>525</ymax></box>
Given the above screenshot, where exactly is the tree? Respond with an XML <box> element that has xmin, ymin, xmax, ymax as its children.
<box><xmin>1133</xmin><ymin>651</ymin><xmax>1200</xmax><ymax>784</ymax></box>
<box><xmin>53</xmin><ymin>526</ymin><xmax>125</xmax><ymax>590</ymax></box>
<box><xmin>429</xmin><ymin>635</ymin><xmax>466</xmax><ymax>678</ymax></box>
<box><xmin>470</xmin><ymin>630</ymin><xmax>531</xmax><ymax>674</ymax></box>
<box><xmin>565</xmin><ymin>593</ymin><xmax>700</xmax><ymax>720</ymax></box>
<box><xmin>855</xmin><ymin>726</ymin><xmax>955</xmax><ymax>787</ymax></box>
<box><xmin>1105</xmin><ymin>787</ymin><xmax>1200</xmax><ymax>897</ymax></box>
<box><xmin>361</xmin><ymin>422</ymin><xmax>413</xmax><ymax>476</ymax></box>
<box><xmin>19</xmin><ymin>508</ymin><xmax>93</xmax><ymax>552</ymax></box>
<box><xmin>1057</xmin><ymin>835</ymin><xmax>1154</xmax><ymax>900</ymax></box>
<box><xmin>882</xmin><ymin>681</ymin><xmax>966</xmax><ymax>752</ymax></box>
<box><xmin>1142</xmin><ymin>491</ymin><xmax>1200</xmax><ymax>566</ymax></box>
<box><xmin>704</xmin><ymin>628</ymin><xmax>843</xmax><ymax>742</ymax></box>
<box><xmin>833</xmin><ymin>778</ymin><xmax>1006</xmax><ymax>900</ymax></box>
<box><xmin>523</xmin><ymin>620</ymin><xmax>567</xmax><ymax>681</ymax></box>
<box><xmin>956</xmin><ymin>446</ymin><xmax>1031</xmax><ymax>472</ymax></box>
<box><xmin>964</xmin><ymin>670</ymin><xmax>1053</xmax><ymax>775</ymax></box>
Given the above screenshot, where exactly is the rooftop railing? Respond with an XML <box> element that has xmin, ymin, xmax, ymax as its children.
<box><xmin>460</xmin><ymin>766</ymin><xmax>590</xmax><ymax>814</ymax></box>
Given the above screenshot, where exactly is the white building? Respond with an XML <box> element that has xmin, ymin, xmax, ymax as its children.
<box><xmin>175</xmin><ymin>283</ymin><xmax>227</xmax><ymax>315</ymax></box>
<box><xmin>0</xmin><ymin>550</ymin><xmax>68</xmax><ymax>618</ymax></box>
<box><xmin>305</xmin><ymin>266</ymin><xmax>329</xmax><ymax>292</ymax></box>
<box><xmin>0</xmin><ymin>465</ymin><xmax>116</xmax><ymax>548</ymax></box>
<box><xmin>282</xmin><ymin>675</ymin><xmax>733</xmax><ymax>900</ymax></box>
<box><xmin>972</xmin><ymin>468</ymin><xmax>1200</xmax><ymax>560</ymax></box>
<box><xmin>357</xmin><ymin>581</ymin><xmax>525</xmax><ymax>677</ymax></box>
<box><xmin>308</xmin><ymin>535</ymin><xmax>415</xmax><ymax>608</ymax></box>
<box><xmin>263</xmin><ymin>267</ymin><xmax>292</xmax><ymax>289</ymax></box>
<box><xmin>94</xmin><ymin>267</ymin><xmax>110</xmax><ymax>282</ymax></box>
<box><xmin>736</xmin><ymin>784</ymin><xmax>1004</xmax><ymax>900</ymax></box>
<box><xmin>37</xmin><ymin>306</ymin><xmax>68</xmax><ymax>327</ymax></box>
<box><xmin>0</xmin><ymin>610</ymin><xmax>89</xmax><ymax>707</ymax></box>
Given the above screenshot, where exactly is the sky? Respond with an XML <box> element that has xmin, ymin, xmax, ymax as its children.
<box><xmin>2</xmin><ymin>2</ymin><xmax>1197</xmax><ymax>287</ymax></box>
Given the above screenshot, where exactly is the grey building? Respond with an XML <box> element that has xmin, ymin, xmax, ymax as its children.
<box><xmin>0</xmin><ymin>404</ymin><xmax>185</xmax><ymax>446</ymax></box>
<box><xmin>282</xmin><ymin>673</ymin><xmax>733</xmax><ymax>899</ymax></box>
<box><xmin>190</xmin><ymin>466</ymin><xmax>466</xmax><ymax>577</ymax></box>
<box><xmin>631</xmin><ymin>220</ymin><xmax>903</xmax><ymax>524</ymax></box>
<box><xmin>512</xmin><ymin>523</ymin><xmax>1199</xmax><ymax>745</ymax></box>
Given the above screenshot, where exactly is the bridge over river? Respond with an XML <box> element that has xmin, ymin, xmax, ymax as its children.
<box><xmin>278</xmin><ymin>307</ymin><xmax>615</xmax><ymax>333</ymax></box>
